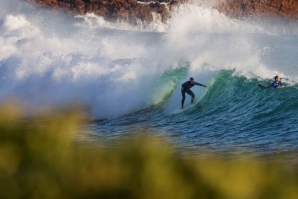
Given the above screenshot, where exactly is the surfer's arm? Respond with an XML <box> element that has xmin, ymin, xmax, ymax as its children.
<box><xmin>195</xmin><ymin>82</ymin><xmax>207</xmax><ymax>88</ymax></box>
<box><xmin>181</xmin><ymin>81</ymin><xmax>188</xmax><ymax>90</ymax></box>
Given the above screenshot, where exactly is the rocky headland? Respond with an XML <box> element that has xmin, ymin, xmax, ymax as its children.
<box><xmin>217</xmin><ymin>0</ymin><xmax>298</xmax><ymax>20</ymax></box>
<box><xmin>26</xmin><ymin>0</ymin><xmax>298</xmax><ymax>24</ymax></box>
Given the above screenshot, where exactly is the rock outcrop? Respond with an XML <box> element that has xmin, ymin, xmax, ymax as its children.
<box><xmin>217</xmin><ymin>0</ymin><xmax>298</xmax><ymax>20</ymax></box>
<box><xmin>27</xmin><ymin>0</ymin><xmax>177</xmax><ymax>24</ymax></box>
<box><xmin>26</xmin><ymin>0</ymin><xmax>298</xmax><ymax>24</ymax></box>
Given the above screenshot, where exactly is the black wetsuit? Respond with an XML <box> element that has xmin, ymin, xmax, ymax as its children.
<box><xmin>181</xmin><ymin>81</ymin><xmax>206</xmax><ymax>107</ymax></box>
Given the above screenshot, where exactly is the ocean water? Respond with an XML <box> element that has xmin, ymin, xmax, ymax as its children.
<box><xmin>1</xmin><ymin>0</ymin><xmax>298</xmax><ymax>158</ymax></box>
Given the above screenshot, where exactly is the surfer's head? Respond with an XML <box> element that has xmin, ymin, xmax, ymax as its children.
<box><xmin>274</xmin><ymin>76</ymin><xmax>280</xmax><ymax>82</ymax></box>
<box><xmin>190</xmin><ymin>77</ymin><xmax>194</xmax><ymax>84</ymax></box>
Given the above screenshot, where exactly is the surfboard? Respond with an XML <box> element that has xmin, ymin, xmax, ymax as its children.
<box><xmin>171</xmin><ymin>102</ymin><xmax>196</xmax><ymax>115</ymax></box>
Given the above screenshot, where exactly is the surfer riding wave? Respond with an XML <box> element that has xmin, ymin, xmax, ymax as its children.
<box><xmin>181</xmin><ymin>77</ymin><xmax>207</xmax><ymax>109</ymax></box>
<box><xmin>258</xmin><ymin>76</ymin><xmax>284</xmax><ymax>89</ymax></box>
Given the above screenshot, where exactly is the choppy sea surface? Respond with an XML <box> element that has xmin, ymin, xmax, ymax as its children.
<box><xmin>1</xmin><ymin>0</ymin><xmax>298</xmax><ymax>159</ymax></box>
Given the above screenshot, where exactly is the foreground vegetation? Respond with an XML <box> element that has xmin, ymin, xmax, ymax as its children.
<box><xmin>0</xmin><ymin>104</ymin><xmax>298</xmax><ymax>199</ymax></box>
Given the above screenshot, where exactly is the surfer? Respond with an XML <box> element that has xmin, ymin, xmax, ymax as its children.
<box><xmin>181</xmin><ymin>77</ymin><xmax>207</xmax><ymax>109</ymax></box>
<box><xmin>258</xmin><ymin>76</ymin><xmax>283</xmax><ymax>89</ymax></box>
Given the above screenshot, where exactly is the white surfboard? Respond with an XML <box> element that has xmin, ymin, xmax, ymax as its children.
<box><xmin>170</xmin><ymin>102</ymin><xmax>197</xmax><ymax>115</ymax></box>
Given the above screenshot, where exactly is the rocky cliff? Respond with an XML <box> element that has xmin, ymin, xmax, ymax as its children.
<box><xmin>27</xmin><ymin>0</ymin><xmax>177</xmax><ymax>25</ymax></box>
<box><xmin>217</xmin><ymin>0</ymin><xmax>298</xmax><ymax>20</ymax></box>
<box><xmin>26</xmin><ymin>0</ymin><xmax>298</xmax><ymax>24</ymax></box>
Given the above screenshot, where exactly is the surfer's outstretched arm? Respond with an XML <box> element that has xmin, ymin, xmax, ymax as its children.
<box><xmin>195</xmin><ymin>82</ymin><xmax>207</xmax><ymax>88</ymax></box>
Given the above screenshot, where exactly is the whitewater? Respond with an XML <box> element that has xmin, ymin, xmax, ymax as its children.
<box><xmin>1</xmin><ymin>0</ymin><xmax>298</xmax><ymax>157</ymax></box>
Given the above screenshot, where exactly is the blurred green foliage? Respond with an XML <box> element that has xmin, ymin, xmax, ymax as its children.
<box><xmin>0</xmin><ymin>103</ymin><xmax>298</xmax><ymax>199</ymax></box>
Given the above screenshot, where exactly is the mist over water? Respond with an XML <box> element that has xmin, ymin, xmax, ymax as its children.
<box><xmin>1</xmin><ymin>0</ymin><xmax>298</xmax><ymax>156</ymax></box>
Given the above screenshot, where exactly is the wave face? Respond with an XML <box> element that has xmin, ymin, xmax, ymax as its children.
<box><xmin>1</xmin><ymin>0</ymin><xmax>298</xmax><ymax>155</ymax></box>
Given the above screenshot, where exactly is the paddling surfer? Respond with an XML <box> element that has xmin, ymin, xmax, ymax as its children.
<box><xmin>181</xmin><ymin>77</ymin><xmax>207</xmax><ymax>109</ymax></box>
<box><xmin>258</xmin><ymin>76</ymin><xmax>283</xmax><ymax>89</ymax></box>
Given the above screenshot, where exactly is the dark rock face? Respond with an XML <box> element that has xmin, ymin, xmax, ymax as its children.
<box><xmin>27</xmin><ymin>0</ymin><xmax>177</xmax><ymax>24</ymax></box>
<box><xmin>26</xmin><ymin>0</ymin><xmax>298</xmax><ymax>24</ymax></box>
<box><xmin>217</xmin><ymin>0</ymin><xmax>298</xmax><ymax>20</ymax></box>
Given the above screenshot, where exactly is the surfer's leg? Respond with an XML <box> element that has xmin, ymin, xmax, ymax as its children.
<box><xmin>258</xmin><ymin>83</ymin><xmax>264</xmax><ymax>89</ymax></box>
<box><xmin>258</xmin><ymin>83</ymin><xmax>271</xmax><ymax>89</ymax></box>
<box><xmin>181</xmin><ymin>90</ymin><xmax>186</xmax><ymax>108</ymax></box>
<box><xmin>187</xmin><ymin>90</ymin><xmax>195</xmax><ymax>103</ymax></box>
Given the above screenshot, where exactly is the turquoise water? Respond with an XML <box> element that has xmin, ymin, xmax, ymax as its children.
<box><xmin>1</xmin><ymin>0</ymin><xmax>298</xmax><ymax>157</ymax></box>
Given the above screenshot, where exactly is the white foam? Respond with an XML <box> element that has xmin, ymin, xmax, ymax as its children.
<box><xmin>137</xmin><ymin>1</ymin><xmax>170</xmax><ymax>5</ymax></box>
<box><xmin>74</xmin><ymin>12</ymin><xmax>167</xmax><ymax>32</ymax></box>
